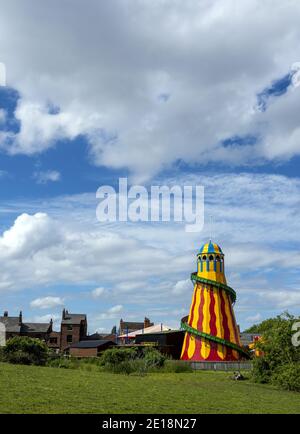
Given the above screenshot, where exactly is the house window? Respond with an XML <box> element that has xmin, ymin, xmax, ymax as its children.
<box><xmin>50</xmin><ymin>337</ymin><xmax>57</xmax><ymax>344</ymax></box>
<box><xmin>67</xmin><ymin>335</ymin><xmax>73</xmax><ymax>343</ymax></box>
<box><xmin>67</xmin><ymin>325</ymin><xmax>73</xmax><ymax>331</ymax></box>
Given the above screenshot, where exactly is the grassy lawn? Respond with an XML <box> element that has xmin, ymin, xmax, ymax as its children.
<box><xmin>0</xmin><ymin>362</ymin><xmax>300</xmax><ymax>414</ymax></box>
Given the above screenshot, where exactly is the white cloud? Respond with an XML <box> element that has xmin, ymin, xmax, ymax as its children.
<box><xmin>108</xmin><ymin>305</ymin><xmax>123</xmax><ymax>314</ymax></box>
<box><xmin>0</xmin><ymin>1</ymin><xmax>300</xmax><ymax>179</ymax></box>
<box><xmin>91</xmin><ymin>287</ymin><xmax>106</xmax><ymax>298</ymax></box>
<box><xmin>30</xmin><ymin>296</ymin><xmax>64</xmax><ymax>309</ymax></box>
<box><xmin>97</xmin><ymin>305</ymin><xmax>123</xmax><ymax>320</ymax></box>
<box><xmin>0</xmin><ymin>211</ymin><xmax>189</xmax><ymax>293</ymax></box>
<box><xmin>0</xmin><ymin>213</ymin><xmax>62</xmax><ymax>259</ymax></box>
<box><xmin>33</xmin><ymin>170</ymin><xmax>61</xmax><ymax>184</ymax></box>
<box><xmin>172</xmin><ymin>279</ymin><xmax>192</xmax><ymax>295</ymax></box>
<box><xmin>259</xmin><ymin>291</ymin><xmax>300</xmax><ymax>309</ymax></box>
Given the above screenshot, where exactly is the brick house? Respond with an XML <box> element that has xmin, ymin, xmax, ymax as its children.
<box><xmin>68</xmin><ymin>339</ymin><xmax>116</xmax><ymax>357</ymax></box>
<box><xmin>60</xmin><ymin>309</ymin><xmax>87</xmax><ymax>351</ymax></box>
<box><xmin>119</xmin><ymin>317</ymin><xmax>153</xmax><ymax>336</ymax></box>
<box><xmin>0</xmin><ymin>311</ymin><xmax>52</xmax><ymax>343</ymax></box>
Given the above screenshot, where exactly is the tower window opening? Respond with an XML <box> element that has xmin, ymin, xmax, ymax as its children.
<box><xmin>209</xmin><ymin>255</ymin><xmax>214</xmax><ymax>261</ymax></box>
<box><xmin>216</xmin><ymin>255</ymin><xmax>220</xmax><ymax>261</ymax></box>
<box><xmin>202</xmin><ymin>255</ymin><xmax>207</xmax><ymax>261</ymax></box>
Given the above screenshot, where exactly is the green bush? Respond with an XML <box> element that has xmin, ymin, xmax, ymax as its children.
<box><xmin>272</xmin><ymin>364</ymin><xmax>300</xmax><ymax>392</ymax></box>
<box><xmin>0</xmin><ymin>347</ymin><xmax>5</xmax><ymax>362</ymax></box>
<box><xmin>252</xmin><ymin>357</ymin><xmax>272</xmax><ymax>384</ymax></box>
<box><xmin>162</xmin><ymin>360</ymin><xmax>193</xmax><ymax>373</ymax></box>
<box><xmin>109</xmin><ymin>359</ymin><xmax>147</xmax><ymax>375</ymax></box>
<box><xmin>99</xmin><ymin>347</ymin><xmax>140</xmax><ymax>367</ymax></box>
<box><xmin>143</xmin><ymin>347</ymin><xmax>166</xmax><ymax>368</ymax></box>
<box><xmin>47</xmin><ymin>356</ymin><xmax>103</xmax><ymax>371</ymax></box>
<box><xmin>47</xmin><ymin>357</ymin><xmax>77</xmax><ymax>369</ymax></box>
<box><xmin>99</xmin><ymin>347</ymin><xmax>166</xmax><ymax>374</ymax></box>
<box><xmin>3</xmin><ymin>336</ymin><xmax>49</xmax><ymax>366</ymax></box>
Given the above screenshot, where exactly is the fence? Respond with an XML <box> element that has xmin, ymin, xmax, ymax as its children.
<box><xmin>188</xmin><ymin>361</ymin><xmax>253</xmax><ymax>371</ymax></box>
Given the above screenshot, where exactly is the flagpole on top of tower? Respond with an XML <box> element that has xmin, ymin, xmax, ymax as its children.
<box><xmin>209</xmin><ymin>214</ymin><xmax>213</xmax><ymax>242</ymax></box>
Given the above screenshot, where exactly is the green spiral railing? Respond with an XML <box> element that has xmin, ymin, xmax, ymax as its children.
<box><xmin>191</xmin><ymin>273</ymin><xmax>237</xmax><ymax>303</ymax></box>
<box><xmin>181</xmin><ymin>320</ymin><xmax>250</xmax><ymax>358</ymax></box>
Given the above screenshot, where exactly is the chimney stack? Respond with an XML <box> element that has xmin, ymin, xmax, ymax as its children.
<box><xmin>144</xmin><ymin>317</ymin><xmax>151</xmax><ymax>329</ymax></box>
<box><xmin>3</xmin><ymin>311</ymin><xmax>8</xmax><ymax>317</ymax></box>
<box><xmin>62</xmin><ymin>308</ymin><xmax>66</xmax><ymax>320</ymax></box>
<box><xmin>19</xmin><ymin>311</ymin><xmax>22</xmax><ymax>325</ymax></box>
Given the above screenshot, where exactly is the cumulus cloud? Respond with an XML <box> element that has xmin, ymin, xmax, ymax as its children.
<box><xmin>0</xmin><ymin>211</ymin><xmax>189</xmax><ymax>293</ymax></box>
<box><xmin>30</xmin><ymin>296</ymin><xmax>64</xmax><ymax>309</ymax></box>
<box><xmin>0</xmin><ymin>213</ymin><xmax>62</xmax><ymax>259</ymax></box>
<box><xmin>0</xmin><ymin>1</ymin><xmax>300</xmax><ymax>179</ymax></box>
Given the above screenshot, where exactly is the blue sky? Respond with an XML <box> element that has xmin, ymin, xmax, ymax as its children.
<box><xmin>0</xmin><ymin>0</ymin><xmax>300</xmax><ymax>333</ymax></box>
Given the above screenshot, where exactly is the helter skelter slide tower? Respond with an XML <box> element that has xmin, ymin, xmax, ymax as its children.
<box><xmin>180</xmin><ymin>241</ymin><xmax>249</xmax><ymax>361</ymax></box>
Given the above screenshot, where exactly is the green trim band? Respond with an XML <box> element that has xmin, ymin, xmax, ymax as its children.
<box><xmin>190</xmin><ymin>273</ymin><xmax>237</xmax><ymax>303</ymax></box>
<box><xmin>181</xmin><ymin>321</ymin><xmax>250</xmax><ymax>358</ymax></box>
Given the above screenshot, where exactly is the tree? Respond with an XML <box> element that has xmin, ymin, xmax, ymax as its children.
<box><xmin>3</xmin><ymin>336</ymin><xmax>49</xmax><ymax>366</ymax></box>
<box><xmin>252</xmin><ymin>312</ymin><xmax>300</xmax><ymax>391</ymax></box>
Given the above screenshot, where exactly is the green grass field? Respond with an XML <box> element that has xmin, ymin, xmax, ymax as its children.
<box><xmin>0</xmin><ymin>362</ymin><xmax>300</xmax><ymax>414</ymax></box>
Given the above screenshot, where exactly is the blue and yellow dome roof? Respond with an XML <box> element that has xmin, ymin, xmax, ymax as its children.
<box><xmin>198</xmin><ymin>241</ymin><xmax>223</xmax><ymax>255</ymax></box>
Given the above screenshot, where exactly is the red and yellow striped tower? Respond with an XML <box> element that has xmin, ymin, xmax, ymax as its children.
<box><xmin>180</xmin><ymin>241</ymin><xmax>249</xmax><ymax>361</ymax></box>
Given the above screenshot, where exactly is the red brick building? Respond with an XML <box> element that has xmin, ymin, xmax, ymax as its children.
<box><xmin>119</xmin><ymin>317</ymin><xmax>153</xmax><ymax>335</ymax></box>
<box><xmin>47</xmin><ymin>331</ymin><xmax>61</xmax><ymax>353</ymax></box>
<box><xmin>60</xmin><ymin>309</ymin><xmax>87</xmax><ymax>351</ymax></box>
<box><xmin>69</xmin><ymin>339</ymin><xmax>116</xmax><ymax>357</ymax></box>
